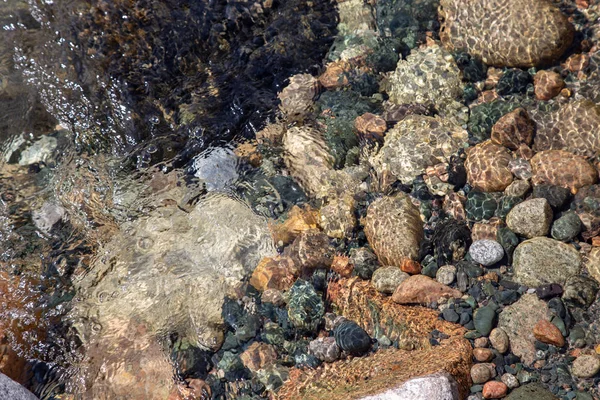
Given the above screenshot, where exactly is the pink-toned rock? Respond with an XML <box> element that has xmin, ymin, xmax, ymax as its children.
<box><xmin>482</xmin><ymin>381</ymin><xmax>508</xmax><ymax>398</ymax></box>
<box><xmin>473</xmin><ymin>347</ymin><xmax>494</xmax><ymax>362</ymax></box>
<box><xmin>392</xmin><ymin>275</ymin><xmax>462</xmax><ymax>305</ymax></box>
<box><xmin>533</xmin><ymin>319</ymin><xmax>565</xmax><ymax>347</ymax></box>
<box><xmin>239</xmin><ymin>342</ymin><xmax>278</xmax><ymax>373</ymax></box>
<box><xmin>534</xmin><ymin>70</ymin><xmax>565</xmax><ymax>100</ymax></box>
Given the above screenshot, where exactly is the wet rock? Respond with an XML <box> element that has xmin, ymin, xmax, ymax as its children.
<box><xmin>466</xmin><ymin>191</ymin><xmax>499</xmax><ymax>221</ymax></box>
<box><xmin>400</xmin><ymin>258</ymin><xmax>422</xmax><ymax>275</ymax></box>
<box><xmin>471</xmin><ymin>363</ymin><xmax>492</xmax><ymax>384</ymax></box>
<box><xmin>257</xmin><ymin>122</ymin><xmax>286</xmax><ymax>146</ymax></box>
<box><xmin>498</xmin><ymin>294</ymin><xmax>552</xmax><ymax>365</ymax></box>
<box><xmin>505</xmin><ymin>383</ymin><xmax>557</xmax><ymax>399</ymax></box>
<box><xmin>473</xmin><ymin>348</ymin><xmax>494</xmax><ymax>362</ymax></box>
<box><xmin>535</xmin><ymin>284</ymin><xmax>563</xmax><ymax>300</ymax></box>
<box><xmin>278</xmin><ymin>73</ymin><xmax>320</xmax><ymax>119</ymax></box>
<box><xmin>369</xmin><ymin>114</ymin><xmax>467</xmax><ymax>185</ymax></box>
<box><xmin>0</xmin><ymin>373</ymin><xmax>39</xmax><ymax>400</ymax></box>
<box><xmin>319</xmin><ymin>61</ymin><xmax>349</xmax><ymax>90</ymax></box>
<box><xmin>286</xmin><ymin>229</ymin><xmax>334</xmax><ymax>272</ymax></box>
<box><xmin>363</xmin><ymin>194</ymin><xmax>424</xmax><ymax>267</ymax></box>
<box><xmin>496</xmin><ymin>227</ymin><xmax>519</xmax><ymax>263</ymax></box>
<box><xmin>250</xmin><ymin>256</ymin><xmax>297</xmax><ymax>292</ymax></box>
<box><xmin>465</xmin><ymin>141</ymin><xmax>513</xmax><ymax>192</ymax></box>
<box><xmin>506</xmin><ymin>198</ymin><xmax>553</xmax><ymax>238</ymax></box>
<box><xmin>270</xmin><ymin>204</ymin><xmax>320</xmax><ymax>247</ymax></box>
<box><xmin>533</xmin><ymin>70</ymin><xmax>564</xmax><ymax>101</ymax></box>
<box><xmin>532</xmin><ymin>184</ymin><xmax>571</xmax><ymax>210</ymax></box>
<box><xmin>504</xmin><ymin>180</ymin><xmax>531</xmax><ymax>198</ymax></box>
<box><xmin>474</xmin><ymin>305</ymin><xmax>497</xmax><ymax>336</ymax></box>
<box><xmin>562</xmin><ymin>275</ymin><xmax>599</xmax><ymax>308</ymax></box>
<box><xmin>308</xmin><ymin>337</ymin><xmax>341</xmax><ymax>363</ymax></box>
<box><xmin>571</xmin><ymin>355</ymin><xmax>600</xmax><ymax>378</ymax></box>
<box><xmin>439</xmin><ymin>0</ymin><xmax>574</xmax><ymax>68</ymax></box>
<box><xmin>490</xmin><ymin>108</ymin><xmax>534</xmax><ymax>150</ymax></box>
<box><xmin>437</xmin><ymin>265</ymin><xmax>457</xmax><ymax>286</ymax></box>
<box><xmin>276</xmin><ymin>337</ymin><xmax>473</xmax><ymax>400</ymax></box>
<box><xmin>261</xmin><ymin>289</ymin><xmax>285</xmax><ymax>307</ymax></box>
<box><xmin>469</xmin><ymin>239</ymin><xmax>504</xmax><ymax>266</ymax></box>
<box><xmin>496</xmin><ymin>69</ymin><xmax>532</xmax><ymax>96</ymax></box>
<box><xmin>533</xmin><ymin>320</ymin><xmax>565</xmax><ymax>347</ymax></box>
<box><xmin>354</xmin><ymin>113</ymin><xmax>387</xmax><ymax>142</ymax></box>
<box><xmin>32</xmin><ymin>201</ymin><xmax>65</xmax><ymax>235</ymax></box>
<box><xmin>386</xmin><ymin>45</ymin><xmax>465</xmax><ymax>121</ymax></box>
<box><xmin>287</xmin><ymin>280</ymin><xmax>324</xmax><ymax>333</ymax></box>
<box><xmin>331</xmin><ymin>255</ymin><xmax>354</xmax><ymax>278</ymax></box>
<box><xmin>18</xmin><ymin>135</ymin><xmax>57</xmax><ymax>166</ymax></box>
<box><xmin>372</xmin><ymin>267</ymin><xmax>409</xmax><ymax>294</ymax></box>
<box><xmin>350</xmin><ymin>247</ymin><xmax>380</xmax><ymax>280</ymax></box>
<box><xmin>392</xmin><ymin>275</ymin><xmax>463</xmax><ymax>305</ymax></box>
<box><xmin>530</xmin><ymin>150</ymin><xmax>597</xmax><ymax>192</ymax></box>
<box><xmin>432</xmin><ymin>219</ymin><xmax>472</xmax><ymax>265</ymax></box>
<box><xmin>360</xmin><ymin>372</ymin><xmax>460</xmax><ymax>400</ymax></box>
<box><xmin>320</xmin><ymin>194</ymin><xmax>356</xmax><ymax>239</ymax></box>
<box><xmin>585</xmin><ymin>246</ymin><xmax>600</xmax><ymax>284</ymax></box>
<box><xmin>334</xmin><ymin>320</ymin><xmax>372</xmax><ymax>356</ymax></box>
<box><xmin>512</xmin><ymin>237</ymin><xmax>581</xmax><ymax>287</ymax></box>
<box><xmin>483</xmin><ymin>381</ymin><xmax>508</xmax><ymax>399</ymax></box>
<box><xmin>508</xmin><ymin>158</ymin><xmax>533</xmax><ymax>179</ymax></box>
<box><xmin>192</xmin><ymin>147</ymin><xmax>239</xmax><ymax>191</ymax></box>
<box><xmin>239</xmin><ymin>342</ymin><xmax>278</xmax><ymax>374</ymax></box>
<box><xmin>468</xmin><ymin>99</ymin><xmax>521</xmax><ymax>143</ymax></box>
<box><xmin>501</xmin><ymin>373</ymin><xmax>519</xmax><ymax>389</ymax></box>
<box><xmin>551</xmin><ymin>212</ymin><xmax>581</xmax><ymax>241</ymax></box>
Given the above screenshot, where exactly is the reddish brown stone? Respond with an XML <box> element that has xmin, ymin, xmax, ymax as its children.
<box><xmin>354</xmin><ymin>113</ymin><xmax>387</xmax><ymax>142</ymax></box>
<box><xmin>400</xmin><ymin>258</ymin><xmax>422</xmax><ymax>275</ymax></box>
<box><xmin>533</xmin><ymin>70</ymin><xmax>565</xmax><ymax>101</ymax></box>
<box><xmin>490</xmin><ymin>108</ymin><xmax>535</xmax><ymax>150</ymax></box>
<box><xmin>465</xmin><ymin>140</ymin><xmax>514</xmax><ymax>192</ymax></box>
<box><xmin>234</xmin><ymin>142</ymin><xmax>262</xmax><ymax>167</ymax></box>
<box><xmin>331</xmin><ymin>255</ymin><xmax>353</xmax><ymax>278</ymax></box>
<box><xmin>531</xmin><ymin>150</ymin><xmax>598</xmax><ymax>193</ymax></box>
<box><xmin>563</xmin><ymin>53</ymin><xmax>590</xmax><ymax>74</ymax></box>
<box><xmin>391</xmin><ymin>275</ymin><xmax>463</xmax><ymax>306</ymax></box>
<box><xmin>482</xmin><ymin>381</ymin><xmax>508</xmax><ymax>399</ymax></box>
<box><xmin>319</xmin><ymin>61</ymin><xmax>349</xmax><ymax>89</ymax></box>
<box><xmin>285</xmin><ymin>229</ymin><xmax>334</xmax><ymax>271</ymax></box>
<box><xmin>240</xmin><ymin>342</ymin><xmax>278</xmax><ymax>373</ymax></box>
<box><xmin>473</xmin><ymin>347</ymin><xmax>494</xmax><ymax>362</ymax></box>
<box><xmin>533</xmin><ymin>319</ymin><xmax>565</xmax><ymax>347</ymax></box>
<box><xmin>249</xmin><ymin>256</ymin><xmax>297</xmax><ymax>292</ymax></box>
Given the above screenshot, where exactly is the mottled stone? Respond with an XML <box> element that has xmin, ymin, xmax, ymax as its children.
<box><xmin>250</xmin><ymin>256</ymin><xmax>297</xmax><ymax>292</ymax></box>
<box><xmin>0</xmin><ymin>373</ymin><xmax>38</xmax><ymax>400</ymax></box>
<box><xmin>350</xmin><ymin>247</ymin><xmax>380</xmax><ymax>280</ymax></box>
<box><xmin>319</xmin><ymin>61</ymin><xmax>349</xmax><ymax>89</ymax></box>
<box><xmin>532</xmin><ymin>184</ymin><xmax>571</xmax><ymax>210</ymax></box>
<box><xmin>562</xmin><ymin>275</ymin><xmax>599</xmax><ymax>308</ymax></box>
<box><xmin>354</xmin><ymin>113</ymin><xmax>387</xmax><ymax>142</ymax></box>
<box><xmin>490</xmin><ymin>108</ymin><xmax>534</xmax><ymax>150</ymax></box>
<box><xmin>240</xmin><ymin>342</ymin><xmax>278</xmax><ymax>373</ymax></box>
<box><xmin>465</xmin><ymin>141</ymin><xmax>513</xmax><ymax>192</ymax></box>
<box><xmin>372</xmin><ymin>267</ymin><xmax>409</xmax><ymax>294</ymax></box>
<box><xmin>533</xmin><ymin>70</ymin><xmax>565</xmax><ymax>101</ymax></box>
<box><xmin>392</xmin><ymin>275</ymin><xmax>463</xmax><ymax>305</ymax></box>
<box><xmin>363</xmin><ymin>194</ymin><xmax>424</xmax><ymax>267</ymax></box>
<box><xmin>471</xmin><ymin>364</ymin><xmax>492</xmax><ymax>384</ymax></box>
<box><xmin>531</xmin><ymin>150</ymin><xmax>598</xmax><ymax>192</ymax></box>
<box><xmin>439</xmin><ymin>0</ymin><xmax>574</xmax><ymax>68</ymax></box>
<box><xmin>278</xmin><ymin>73</ymin><xmax>320</xmax><ymax>119</ymax></box>
<box><xmin>498</xmin><ymin>294</ymin><xmax>552</xmax><ymax>366</ymax></box>
<box><xmin>585</xmin><ymin>246</ymin><xmax>600</xmax><ymax>284</ymax></box>
<box><xmin>512</xmin><ymin>237</ymin><xmax>581</xmax><ymax>287</ymax></box>
<box><xmin>386</xmin><ymin>45</ymin><xmax>465</xmax><ymax>121</ymax></box>
<box><xmin>571</xmin><ymin>355</ymin><xmax>600</xmax><ymax>378</ymax></box>
<box><xmin>466</xmin><ymin>191</ymin><xmax>499</xmax><ymax>221</ymax></box>
<box><xmin>469</xmin><ymin>239</ymin><xmax>504</xmax><ymax>266</ymax></box>
<box><xmin>320</xmin><ymin>194</ymin><xmax>356</xmax><ymax>239</ymax></box>
<box><xmin>288</xmin><ymin>280</ymin><xmax>325</xmax><ymax>333</ymax></box>
<box><xmin>436</xmin><ymin>265</ymin><xmax>457</xmax><ymax>285</ymax></box>
<box><xmin>508</xmin><ymin>158</ymin><xmax>532</xmax><ymax>180</ymax></box>
<box><xmin>551</xmin><ymin>212</ymin><xmax>581</xmax><ymax>242</ymax></box>
<box><xmin>286</xmin><ymin>229</ymin><xmax>334</xmax><ymax>272</ymax></box>
<box><xmin>359</xmin><ymin>372</ymin><xmax>460</xmax><ymax>400</ymax></box>
<box><xmin>308</xmin><ymin>337</ymin><xmax>341</xmax><ymax>363</ymax></box>
<box><xmin>533</xmin><ymin>319</ymin><xmax>565</xmax><ymax>347</ymax></box>
<box><xmin>331</xmin><ymin>255</ymin><xmax>353</xmax><ymax>278</ymax></box>
<box><xmin>370</xmin><ymin>115</ymin><xmax>467</xmax><ymax>185</ymax></box>
<box><xmin>473</xmin><ymin>348</ymin><xmax>494</xmax><ymax>362</ymax></box>
<box><xmin>501</xmin><ymin>373</ymin><xmax>519</xmax><ymax>389</ymax></box>
<box><xmin>505</xmin><ymin>383</ymin><xmax>557</xmax><ymax>399</ymax></box>
<box><xmin>505</xmin><ymin>180</ymin><xmax>531</xmax><ymax>198</ymax></box>
<box><xmin>483</xmin><ymin>381</ymin><xmax>508</xmax><ymax>399</ymax></box>
<box><xmin>506</xmin><ymin>198</ymin><xmax>553</xmax><ymax>238</ymax></box>
<box><xmin>334</xmin><ymin>320</ymin><xmax>372</xmax><ymax>356</ymax></box>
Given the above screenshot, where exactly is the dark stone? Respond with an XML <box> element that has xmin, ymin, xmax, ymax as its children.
<box><xmin>468</xmin><ymin>99</ymin><xmax>520</xmax><ymax>143</ymax></box>
<box><xmin>536</xmin><ymin>284</ymin><xmax>563</xmax><ymax>300</ymax></box>
<box><xmin>457</xmin><ymin>260</ymin><xmax>483</xmax><ymax>278</ymax></box>
<box><xmin>533</xmin><ymin>185</ymin><xmax>571</xmax><ymax>210</ymax></box>
<box><xmin>287</xmin><ymin>279</ymin><xmax>324</xmax><ymax>333</ymax></box>
<box><xmin>454</xmin><ymin>52</ymin><xmax>487</xmax><ymax>82</ymax></box>
<box><xmin>431</xmin><ymin>219</ymin><xmax>471</xmax><ymax>265</ymax></box>
<box><xmin>496</xmin><ymin>196</ymin><xmax>523</xmax><ymax>220</ymax></box>
<box><xmin>442</xmin><ymin>308</ymin><xmax>460</xmax><ymax>323</ymax></box>
<box><xmin>496</xmin><ymin>227</ymin><xmax>519</xmax><ymax>263</ymax></box>
<box><xmin>562</xmin><ymin>275</ymin><xmax>599</xmax><ymax>308</ymax></box>
<box><xmin>459</xmin><ymin>311</ymin><xmax>471</xmax><ymax>325</ymax></box>
<box><xmin>421</xmin><ymin>261</ymin><xmax>439</xmax><ymax>278</ymax></box>
<box><xmin>551</xmin><ymin>212</ymin><xmax>582</xmax><ymax>242</ymax></box>
<box><xmin>235</xmin><ymin>313</ymin><xmax>262</xmax><ymax>343</ymax></box>
<box><xmin>496</xmin><ymin>69</ymin><xmax>533</xmax><ymax>96</ymax></box>
<box><xmin>294</xmin><ymin>352</ymin><xmax>322</xmax><ymax>368</ymax></box>
<box><xmin>494</xmin><ymin>289</ymin><xmax>519</xmax><ymax>305</ymax></box>
<box><xmin>333</xmin><ymin>320</ymin><xmax>372</xmax><ymax>356</ymax></box>
<box><xmin>474</xmin><ymin>304</ymin><xmax>497</xmax><ymax>336</ymax></box>
<box><xmin>349</xmin><ymin>247</ymin><xmax>379</xmax><ymax>280</ymax></box>
<box><xmin>505</xmin><ymin>383</ymin><xmax>558</xmax><ymax>399</ymax></box>
<box><xmin>547</xmin><ymin>298</ymin><xmax>572</xmax><ymax>328</ymax></box>
<box><xmin>466</xmin><ymin>191</ymin><xmax>498</xmax><ymax>221</ymax></box>
<box><xmin>456</xmin><ymin>269</ymin><xmax>469</xmax><ymax>292</ymax></box>
<box><xmin>222</xmin><ymin>297</ymin><xmax>244</xmax><ymax>331</ymax></box>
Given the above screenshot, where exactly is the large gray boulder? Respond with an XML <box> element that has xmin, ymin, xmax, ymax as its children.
<box><xmin>359</xmin><ymin>372</ymin><xmax>459</xmax><ymax>400</ymax></box>
<box><xmin>0</xmin><ymin>373</ymin><xmax>38</xmax><ymax>400</ymax></box>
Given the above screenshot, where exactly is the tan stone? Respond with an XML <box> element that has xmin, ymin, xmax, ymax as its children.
<box><xmin>473</xmin><ymin>347</ymin><xmax>494</xmax><ymax>362</ymax></box>
<box><xmin>249</xmin><ymin>256</ymin><xmax>297</xmax><ymax>292</ymax></box>
<box><xmin>534</xmin><ymin>70</ymin><xmax>565</xmax><ymax>101</ymax></box>
<box><xmin>533</xmin><ymin>319</ymin><xmax>565</xmax><ymax>347</ymax></box>
<box><xmin>269</xmin><ymin>205</ymin><xmax>320</xmax><ymax>246</ymax></box>
<box><xmin>465</xmin><ymin>140</ymin><xmax>513</xmax><ymax>192</ymax></box>
<box><xmin>391</xmin><ymin>275</ymin><xmax>463</xmax><ymax>305</ymax></box>
<box><xmin>354</xmin><ymin>113</ymin><xmax>387</xmax><ymax>141</ymax></box>
<box><xmin>531</xmin><ymin>150</ymin><xmax>597</xmax><ymax>192</ymax></box>
<box><xmin>319</xmin><ymin>61</ymin><xmax>349</xmax><ymax>89</ymax></box>
<box><xmin>331</xmin><ymin>255</ymin><xmax>353</xmax><ymax>278</ymax></box>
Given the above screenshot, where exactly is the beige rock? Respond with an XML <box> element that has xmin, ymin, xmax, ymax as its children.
<box><xmin>270</xmin><ymin>205</ymin><xmax>320</xmax><ymax>246</ymax></box>
<box><xmin>392</xmin><ymin>275</ymin><xmax>462</xmax><ymax>305</ymax></box>
<box><xmin>465</xmin><ymin>141</ymin><xmax>513</xmax><ymax>192</ymax></box>
<box><xmin>506</xmin><ymin>198</ymin><xmax>553</xmax><ymax>238</ymax></box>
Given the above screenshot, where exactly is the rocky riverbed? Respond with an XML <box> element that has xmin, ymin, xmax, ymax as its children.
<box><xmin>2</xmin><ymin>0</ymin><xmax>600</xmax><ymax>399</ymax></box>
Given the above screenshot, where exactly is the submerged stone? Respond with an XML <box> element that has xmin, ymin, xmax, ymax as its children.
<box><xmin>287</xmin><ymin>279</ymin><xmax>325</xmax><ymax>333</ymax></box>
<box><xmin>334</xmin><ymin>320</ymin><xmax>372</xmax><ymax>356</ymax></box>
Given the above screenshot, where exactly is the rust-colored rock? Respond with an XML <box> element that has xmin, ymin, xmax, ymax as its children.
<box><xmin>391</xmin><ymin>275</ymin><xmax>463</xmax><ymax>306</ymax></box>
<box><xmin>275</xmin><ymin>337</ymin><xmax>472</xmax><ymax>400</ymax></box>
<box><xmin>327</xmin><ymin>278</ymin><xmax>466</xmax><ymax>349</ymax></box>
<box><xmin>531</xmin><ymin>150</ymin><xmax>597</xmax><ymax>192</ymax></box>
<box><xmin>240</xmin><ymin>342</ymin><xmax>278</xmax><ymax>373</ymax></box>
<box><xmin>400</xmin><ymin>258</ymin><xmax>422</xmax><ymax>275</ymax></box>
<box><xmin>270</xmin><ymin>205</ymin><xmax>320</xmax><ymax>246</ymax></box>
<box><xmin>363</xmin><ymin>193</ymin><xmax>424</xmax><ymax>267</ymax></box>
<box><xmin>490</xmin><ymin>108</ymin><xmax>535</xmax><ymax>150</ymax></box>
<box><xmin>285</xmin><ymin>229</ymin><xmax>334</xmax><ymax>271</ymax></box>
<box><xmin>234</xmin><ymin>141</ymin><xmax>262</xmax><ymax>167</ymax></box>
<box><xmin>465</xmin><ymin>140</ymin><xmax>513</xmax><ymax>192</ymax></box>
<box><xmin>534</xmin><ymin>70</ymin><xmax>565</xmax><ymax>101</ymax></box>
<box><xmin>331</xmin><ymin>255</ymin><xmax>353</xmax><ymax>278</ymax></box>
<box><xmin>354</xmin><ymin>113</ymin><xmax>387</xmax><ymax>142</ymax></box>
<box><xmin>249</xmin><ymin>256</ymin><xmax>297</xmax><ymax>292</ymax></box>
<box><xmin>482</xmin><ymin>381</ymin><xmax>508</xmax><ymax>399</ymax></box>
<box><xmin>319</xmin><ymin>61</ymin><xmax>349</xmax><ymax>89</ymax></box>
<box><xmin>533</xmin><ymin>319</ymin><xmax>565</xmax><ymax>347</ymax></box>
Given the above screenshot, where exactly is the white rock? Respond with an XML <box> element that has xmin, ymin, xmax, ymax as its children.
<box><xmin>469</xmin><ymin>239</ymin><xmax>504</xmax><ymax>266</ymax></box>
<box><xmin>359</xmin><ymin>372</ymin><xmax>459</xmax><ymax>400</ymax></box>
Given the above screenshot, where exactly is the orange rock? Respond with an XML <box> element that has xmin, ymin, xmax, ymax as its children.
<box><xmin>391</xmin><ymin>275</ymin><xmax>463</xmax><ymax>305</ymax></box>
<box><xmin>240</xmin><ymin>342</ymin><xmax>278</xmax><ymax>373</ymax></box>
<box><xmin>482</xmin><ymin>381</ymin><xmax>508</xmax><ymax>399</ymax></box>
<box><xmin>533</xmin><ymin>70</ymin><xmax>565</xmax><ymax>101</ymax></box>
<box><xmin>234</xmin><ymin>142</ymin><xmax>262</xmax><ymax>167</ymax></box>
<box><xmin>473</xmin><ymin>347</ymin><xmax>494</xmax><ymax>362</ymax></box>
<box><xmin>269</xmin><ymin>205</ymin><xmax>320</xmax><ymax>246</ymax></box>
<box><xmin>249</xmin><ymin>256</ymin><xmax>297</xmax><ymax>292</ymax></box>
<box><xmin>490</xmin><ymin>108</ymin><xmax>535</xmax><ymax>150</ymax></box>
<box><xmin>354</xmin><ymin>113</ymin><xmax>387</xmax><ymax>142</ymax></box>
<box><xmin>319</xmin><ymin>61</ymin><xmax>349</xmax><ymax>89</ymax></box>
<box><xmin>400</xmin><ymin>258</ymin><xmax>422</xmax><ymax>275</ymax></box>
<box><xmin>533</xmin><ymin>319</ymin><xmax>565</xmax><ymax>347</ymax></box>
<box><xmin>331</xmin><ymin>255</ymin><xmax>353</xmax><ymax>278</ymax></box>
<box><xmin>285</xmin><ymin>229</ymin><xmax>334</xmax><ymax>271</ymax></box>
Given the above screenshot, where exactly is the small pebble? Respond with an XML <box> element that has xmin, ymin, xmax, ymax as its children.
<box><xmin>572</xmin><ymin>355</ymin><xmax>600</xmax><ymax>378</ymax></box>
<box><xmin>471</xmin><ymin>363</ymin><xmax>492</xmax><ymax>384</ymax></box>
<box><xmin>473</xmin><ymin>348</ymin><xmax>494</xmax><ymax>362</ymax></box>
<box><xmin>535</xmin><ymin>283</ymin><xmax>563</xmax><ymax>300</ymax></box>
<box><xmin>436</xmin><ymin>265</ymin><xmax>457</xmax><ymax>285</ymax></box>
<box><xmin>489</xmin><ymin>328</ymin><xmax>510</xmax><ymax>354</ymax></box>
<box><xmin>474</xmin><ymin>337</ymin><xmax>490</xmax><ymax>348</ymax></box>
<box><xmin>482</xmin><ymin>381</ymin><xmax>508</xmax><ymax>399</ymax></box>
<box><xmin>551</xmin><ymin>212</ymin><xmax>581</xmax><ymax>242</ymax></box>
<box><xmin>371</xmin><ymin>266</ymin><xmax>409</xmax><ymax>294</ymax></box>
<box><xmin>533</xmin><ymin>319</ymin><xmax>565</xmax><ymax>347</ymax></box>
<box><xmin>500</xmin><ymin>373</ymin><xmax>519</xmax><ymax>389</ymax></box>
<box><xmin>469</xmin><ymin>240</ymin><xmax>505</xmax><ymax>266</ymax></box>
